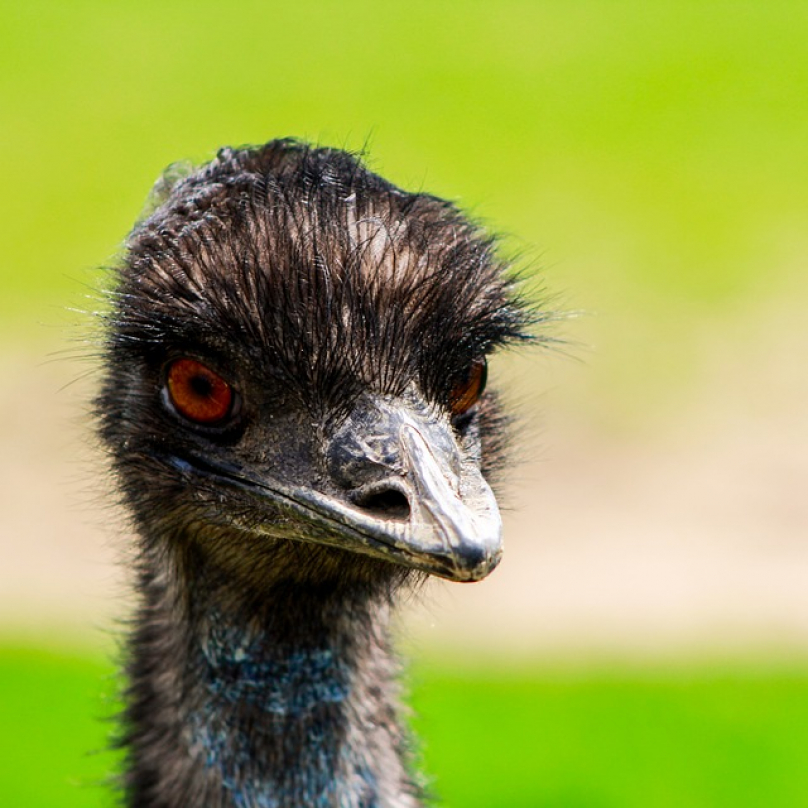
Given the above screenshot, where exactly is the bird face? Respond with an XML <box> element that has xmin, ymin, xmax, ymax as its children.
<box><xmin>157</xmin><ymin>355</ymin><xmax>501</xmax><ymax>582</ymax></box>
<box><xmin>98</xmin><ymin>142</ymin><xmax>530</xmax><ymax>587</ymax></box>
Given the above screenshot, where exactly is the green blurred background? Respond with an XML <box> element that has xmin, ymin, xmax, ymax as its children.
<box><xmin>2</xmin><ymin>2</ymin><xmax>807</xmax><ymax>805</ymax></box>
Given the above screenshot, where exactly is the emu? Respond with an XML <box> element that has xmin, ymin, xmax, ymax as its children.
<box><xmin>97</xmin><ymin>139</ymin><xmax>532</xmax><ymax>807</ymax></box>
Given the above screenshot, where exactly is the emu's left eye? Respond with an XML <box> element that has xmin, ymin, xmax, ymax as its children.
<box><xmin>166</xmin><ymin>358</ymin><xmax>235</xmax><ymax>425</ymax></box>
<box><xmin>449</xmin><ymin>358</ymin><xmax>487</xmax><ymax>417</ymax></box>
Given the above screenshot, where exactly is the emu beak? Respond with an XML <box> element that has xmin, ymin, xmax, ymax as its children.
<box><xmin>316</xmin><ymin>397</ymin><xmax>504</xmax><ymax>582</ymax></box>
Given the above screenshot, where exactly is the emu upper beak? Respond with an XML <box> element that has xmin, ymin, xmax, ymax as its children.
<box><xmin>393</xmin><ymin>421</ymin><xmax>503</xmax><ymax>581</ymax></box>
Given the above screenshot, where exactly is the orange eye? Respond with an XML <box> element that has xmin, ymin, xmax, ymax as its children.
<box><xmin>166</xmin><ymin>358</ymin><xmax>234</xmax><ymax>425</ymax></box>
<box><xmin>449</xmin><ymin>358</ymin><xmax>487</xmax><ymax>417</ymax></box>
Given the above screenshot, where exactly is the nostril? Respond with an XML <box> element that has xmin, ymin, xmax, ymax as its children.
<box><xmin>351</xmin><ymin>485</ymin><xmax>411</xmax><ymax>521</ymax></box>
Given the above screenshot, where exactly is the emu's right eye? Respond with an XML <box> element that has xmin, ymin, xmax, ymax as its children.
<box><xmin>166</xmin><ymin>358</ymin><xmax>235</xmax><ymax>425</ymax></box>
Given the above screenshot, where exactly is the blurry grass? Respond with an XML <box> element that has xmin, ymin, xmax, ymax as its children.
<box><xmin>3</xmin><ymin>643</ymin><xmax>808</xmax><ymax>807</ymax></box>
<box><xmin>412</xmin><ymin>662</ymin><xmax>808</xmax><ymax>807</ymax></box>
<box><xmin>0</xmin><ymin>645</ymin><xmax>121</xmax><ymax>808</ymax></box>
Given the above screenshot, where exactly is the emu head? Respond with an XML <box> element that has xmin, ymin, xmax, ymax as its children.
<box><xmin>97</xmin><ymin>141</ymin><xmax>530</xmax><ymax>594</ymax></box>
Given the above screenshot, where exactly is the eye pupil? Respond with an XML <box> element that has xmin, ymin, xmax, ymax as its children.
<box><xmin>166</xmin><ymin>358</ymin><xmax>234</xmax><ymax>425</ymax></box>
<box><xmin>189</xmin><ymin>375</ymin><xmax>213</xmax><ymax>397</ymax></box>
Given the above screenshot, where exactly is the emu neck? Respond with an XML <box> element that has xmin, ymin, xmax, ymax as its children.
<box><xmin>124</xmin><ymin>544</ymin><xmax>420</xmax><ymax>808</ymax></box>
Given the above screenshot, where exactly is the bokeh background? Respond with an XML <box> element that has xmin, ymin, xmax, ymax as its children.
<box><xmin>2</xmin><ymin>2</ymin><xmax>807</xmax><ymax>805</ymax></box>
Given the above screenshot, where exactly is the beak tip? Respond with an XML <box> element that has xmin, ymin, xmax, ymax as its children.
<box><xmin>443</xmin><ymin>536</ymin><xmax>503</xmax><ymax>582</ymax></box>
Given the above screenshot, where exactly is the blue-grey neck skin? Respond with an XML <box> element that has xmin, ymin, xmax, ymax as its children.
<box><xmin>122</xmin><ymin>542</ymin><xmax>422</xmax><ymax>808</ymax></box>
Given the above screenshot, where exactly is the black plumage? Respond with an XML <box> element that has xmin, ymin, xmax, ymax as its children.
<box><xmin>97</xmin><ymin>139</ymin><xmax>535</xmax><ymax>807</ymax></box>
